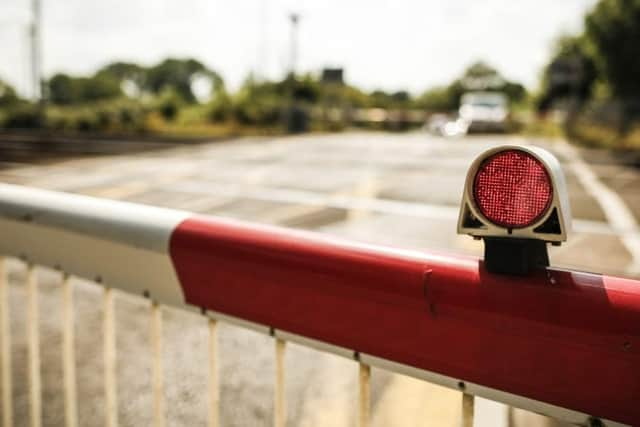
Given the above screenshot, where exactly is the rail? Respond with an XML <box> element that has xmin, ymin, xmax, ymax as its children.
<box><xmin>0</xmin><ymin>183</ymin><xmax>638</xmax><ymax>426</ymax></box>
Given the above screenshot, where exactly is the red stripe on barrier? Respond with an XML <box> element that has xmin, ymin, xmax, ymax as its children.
<box><xmin>169</xmin><ymin>216</ymin><xmax>640</xmax><ymax>425</ymax></box>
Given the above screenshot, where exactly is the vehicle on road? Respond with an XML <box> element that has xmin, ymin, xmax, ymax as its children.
<box><xmin>458</xmin><ymin>91</ymin><xmax>509</xmax><ymax>133</ymax></box>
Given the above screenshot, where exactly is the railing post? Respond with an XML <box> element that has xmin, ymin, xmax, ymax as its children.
<box><xmin>27</xmin><ymin>265</ymin><xmax>42</xmax><ymax>427</ymax></box>
<box><xmin>358</xmin><ymin>362</ymin><xmax>370</xmax><ymax>427</ymax></box>
<box><xmin>274</xmin><ymin>337</ymin><xmax>286</xmax><ymax>427</ymax></box>
<box><xmin>0</xmin><ymin>257</ymin><xmax>12</xmax><ymax>427</ymax></box>
<box><xmin>103</xmin><ymin>286</ymin><xmax>118</xmax><ymax>427</ymax></box>
<box><xmin>208</xmin><ymin>318</ymin><xmax>219</xmax><ymax>427</ymax></box>
<box><xmin>62</xmin><ymin>273</ymin><xmax>78</xmax><ymax>427</ymax></box>
<box><xmin>461</xmin><ymin>393</ymin><xmax>475</xmax><ymax>427</ymax></box>
<box><xmin>151</xmin><ymin>302</ymin><xmax>165</xmax><ymax>427</ymax></box>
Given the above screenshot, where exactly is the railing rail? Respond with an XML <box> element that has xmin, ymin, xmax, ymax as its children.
<box><xmin>0</xmin><ymin>183</ymin><xmax>638</xmax><ymax>427</ymax></box>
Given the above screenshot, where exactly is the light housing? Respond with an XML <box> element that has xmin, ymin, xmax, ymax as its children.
<box><xmin>458</xmin><ymin>145</ymin><xmax>571</xmax><ymax>243</ymax></box>
<box><xmin>458</xmin><ymin>145</ymin><xmax>572</xmax><ymax>275</ymax></box>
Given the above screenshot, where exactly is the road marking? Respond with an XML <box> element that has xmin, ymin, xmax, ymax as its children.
<box><xmin>556</xmin><ymin>142</ymin><xmax>640</xmax><ymax>275</ymax></box>
<box><xmin>85</xmin><ymin>181</ymin><xmax>150</xmax><ymax>199</ymax></box>
<box><xmin>170</xmin><ymin>181</ymin><xmax>620</xmax><ymax>236</ymax></box>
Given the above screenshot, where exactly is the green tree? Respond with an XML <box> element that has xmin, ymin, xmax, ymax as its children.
<box><xmin>97</xmin><ymin>62</ymin><xmax>145</xmax><ymax>84</ymax></box>
<box><xmin>0</xmin><ymin>80</ymin><xmax>19</xmax><ymax>107</ymax></box>
<box><xmin>47</xmin><ymin>73</ymin><xmax>121</xmax><ymax>104</ymax></box>
<box><xmin>586</xmin><ymin>0</ymin><xmax>640</xmax><ymax>98</ymax></box>
<box><xmin>145</xmin><ymin>58</ymin><xmax>220</xmax><ymax>102</ymax></box>
<box><xmin>96</xmin><ymin>62</ymin><xmax>146</xmax><ymax>97</ymax></box>
<box><xmin>48</xmin><ymin>74</ymin><xmax>77</xmax><ymax>104</ymax></box>
<box><xmin>292</xmin><ymin>74</ymin><xmax>320</xmax><ymax>103</ymax></box>
<box><xmin>367</xmin><ymin>90</ymin><xmax>413</xmax><ymax>109</ymax></box>
<box><xmin>231</xmin><ymin>76</ymin><xmax>285</xmax><ymax>126</ymax></box>
<box><xmin>460</xmin><ymin>61</ymin><xmax>505</xmax><ymax>90</ymax></box>
<box><xmin>537</xmin><ymin>35</ymin><xmax>597</xmax><ymax>112</ymax></box>
<box><xmin>585</xmin><ymin>0</ymin><xmax>640</xmax><ymax>131</ymax></box>
<box><xmin>82</xmin><ymin>74</ymin><xmax>122</xmax><ymax>102</ymax></box>
<box><xmin>97</xmin><ymin>59</ymin><xmax>225</xmax><ymax>103</ymax></box>
<box><xmin>415</xmin><ymin>86</ymin><xmax>458</xmax><ymax>111</ymax></box>
<box><xmin>416</xmin><ymin>62</ymin><xmax>525</xmax><ymax>112</ymax></box>
<box><xmin>155</xmin><ymin>88</ymin><xmax>183</xmax><ymax>121</ymax></box>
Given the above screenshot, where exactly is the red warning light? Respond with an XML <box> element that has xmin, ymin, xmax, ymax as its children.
<box><xmin>473</xmin><ymin>150</ymin><xmax>552</xmax><ymax>228</ymax></box>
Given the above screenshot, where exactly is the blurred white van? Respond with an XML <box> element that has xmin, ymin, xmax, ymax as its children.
<box><xmin>459</xmin><ymin>91</ymin><xmax>509</xmax><ymax>132</ymax></box>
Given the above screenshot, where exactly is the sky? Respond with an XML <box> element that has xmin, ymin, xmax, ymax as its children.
<box><xmin>0</xmin><ymin>0</ymin><xmax>598</xmax><ymax>98</ymax></box>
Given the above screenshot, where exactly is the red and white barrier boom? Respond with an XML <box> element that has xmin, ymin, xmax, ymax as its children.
<box><xmin>0</xmin><ymin>146</ymin><xmax>638</xmax><ymax>426</ymax></box>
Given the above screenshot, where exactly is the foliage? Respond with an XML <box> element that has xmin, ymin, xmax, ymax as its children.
<box><xmin>415</xmin><ymin>62</ymin><xmax>525</xmax><ymax>112</ymax></box>
<box><xmin>96</xmin><ymin>62</ymin><xmax>146</xmax><ymax>91</ymax></box>
<box><xmin>43</xmin><ymin>99</ymin><xmax>148</xmax><ymax>133</ymax></box>
<box><xmin>585</xmin><ymin>0</ymin><xmax>640</xmax><ymax>99</ymax></box>
<box><xmin>154</xmin><ymin>88</ymin><xmax>183</xmax><ymax>121</ymax></box>
<box><xmin>0</xmin><ymin>80</ymin><xmax>20</xmax><ymax>107</ymax></box>
<box><xmin>415</xmin><ymin>85</ymin><xmax>461</xmax><ymax>111</ymax></box>
<box><xmin>207</xmin><ymin>74</ymin><xmax>320</xmax><ymax>126</ymax></box>
<box><xmin>48</xmin><ymin>73</ymin><xmax>122</xmax><ymax>105</ymax></box>
<box><xmin>3</xmin><ymin>56</ymin><xmax>531</xmax><ymax>135</ymax></box>
<box><xmin>145</xmin><ymin>58</ymin><xmax>211</xmax><ymax>102</ymax></box>
<box><xmin>291</xmin><ymin>74</ymin><xmax>320</xmax><ymax>103</ymax></box>
<box><xmin>367</xmin><ymin>90</ymin><xmax>412</xmax><ymax>109</ymax></box>
<box><xmin>231</xmin><ymin>78</ymin><xmax>284</xmax><ymax>126</ymax></box>
<box><xmin>207</xmin><ymin>90</ymin><xmax>233</xmax><ymax>122</ymax></box>
<box><xmin>1</xmin><ymin>104</ymin><xmax>41</xmax><ymax>129</ymax></box>
<box><xmin>47</xmin><ymin>58</ymin><xmax>224</xmax><ymax>106</ymax></box>
<box><xmin>536</xmin><ymin>35</ymin><xmax>598</xmax><ymax>112</ymax></box>
<box><xmin>534</xmin><ymin>0</ymin><xmax>640</xmax><ymax>143</ymax></box>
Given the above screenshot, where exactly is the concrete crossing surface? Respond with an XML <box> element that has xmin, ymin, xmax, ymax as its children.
<box><xmin>1</xmin><ymin>132</ymin><xmax>638</xmax><ymax>427</ymax></box>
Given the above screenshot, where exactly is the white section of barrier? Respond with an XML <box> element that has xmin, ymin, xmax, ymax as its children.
<box><xmin>0</xmin><ymin>184</ymin><xmax>188</xmax><ymax>252</ymax></box>
<box><xmin>0</xmin><ymin>184</ymin><xmax>188</xmax><ymax>307</ymax></box>
<box><xmin>0</xmin><ymin>217</ymin><xmax>186</xmax><ymax>306</ymax></box>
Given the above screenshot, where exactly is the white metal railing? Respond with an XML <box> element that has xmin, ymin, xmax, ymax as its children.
<box><xmin>0</xmin><ymin>258</ymin><xmax>478</xmax><ymax>427</ymax></box>
<box><xmin>0</xmin><ymin>258</ymin><xmax>12</xmax><ymax>427</ymax></box>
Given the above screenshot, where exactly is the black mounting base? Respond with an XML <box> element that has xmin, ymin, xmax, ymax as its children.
<box><xmin>483</xmin><ymin>237</ymin><xmax>549</xmax><ymax>275</ymax></box>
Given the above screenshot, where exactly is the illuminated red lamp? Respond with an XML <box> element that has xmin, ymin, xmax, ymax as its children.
<box><xmin>458</xmin><ymin>146</ymin><xmax>571</xmax><ymax>275</ymax></box>
<box><xmin>473</xmin><ymin>150</ymin><xmax>553</xmax><ymax>229</ymax></box>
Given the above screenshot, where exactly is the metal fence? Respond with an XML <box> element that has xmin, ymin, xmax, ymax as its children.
<box><xmin>0</xmin><ymin>259</ymin><xmax>478</xmax><ymax>427</ymax></box>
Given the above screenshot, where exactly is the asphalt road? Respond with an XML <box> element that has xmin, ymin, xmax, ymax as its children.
<box><xmin>2</xmin><ymin>132</ymin><xmax>638</xmax><ymax>427</ymax></box>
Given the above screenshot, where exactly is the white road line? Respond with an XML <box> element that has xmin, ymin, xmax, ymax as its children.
<box><xmin>556</xmin><ymin>142</ymin><xmax>640</xmax><ymax>275</ymax></box>
<box><xmin>170</xmin><ymin>181</ymin><xmax>619</xmax><ymax>236</ymax></box>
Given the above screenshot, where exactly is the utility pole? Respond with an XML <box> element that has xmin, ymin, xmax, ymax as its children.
<box><xmin>288</xmin><ymin>13</ymin><xmax>299</xmax><ymax>77</ymax></box>
<box><xmin>30</xmin><ymin>0</ymin><xmax>42</xmax><ymax>101</ymax></box>
<box><xmin>285</xmin><ymin>12</ymin><xmax>305</xmax><ymax>133</ymax></box>
<box><xmin>256</xmin><ymin>0</ymin><xmax>269</xmax><ymax>81</ymax></box>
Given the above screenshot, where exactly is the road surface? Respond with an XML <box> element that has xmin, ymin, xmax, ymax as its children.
<box><xmin>1</xmin><ymin>132</ymin><xmax>638</xmax><ymax>427</ymax></box>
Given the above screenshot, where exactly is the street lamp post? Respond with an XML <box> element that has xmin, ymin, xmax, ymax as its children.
<box><xmin>284</xmin><ymin>13</ymin><xmax>305</xmax><ymax>133</ymax></box>
<box><xmin>288</xmin><ymin>13</ymin><xmax>299</xmax><ymax>77</ymax></box>
<box><xmin>30</xmin><ymin>0</ymin><xmax>42</xmax><ymax>102</ymax></box>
